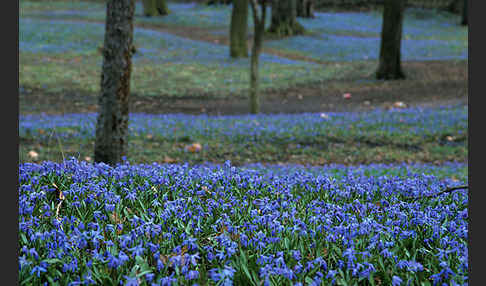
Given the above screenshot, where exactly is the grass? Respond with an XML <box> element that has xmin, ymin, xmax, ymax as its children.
<box><xmin>20</xmin><ymin>16</ymin><xmax>356</xmax><ymax>97</ymax></box>
<box><xmin>19</xmin><ymin>1</ymin><xmax>467</xmax><ymax>98</ymax></box>
<box><xmin>19</xmin><ymin>159</ymin><xmax>468</xmax><ymax>285</ymax></box>
<box><xmin>19</xmin><ymin>105</ymin><xmax>467</xmax><ymax>165</ymax></box>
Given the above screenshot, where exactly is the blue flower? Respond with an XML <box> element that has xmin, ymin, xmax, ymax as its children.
<box><xmin>30</xmin><ymin>265</ymin><xmax>47</xmax><ymax>277</ymax></box>
<box><xmin>185</xmin><ymin>270</ymin><xmax>199</xmax><ymax>280</ymax></box>
<box><xmin>124</xmin><ymin>276</ymin><xmax>139</xmax><ymax>286</ymax></box>
<box><xmin>392</xmin><ymin>275</ymin><xmax>403</xmax><ymax>286</ymax></box>
<box><xmin>128</xmin><ymin>244</ymin><xmax>145</xmax><ymax>257</ymax></box>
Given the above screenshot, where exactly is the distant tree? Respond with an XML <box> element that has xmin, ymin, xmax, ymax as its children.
<box><xmin>461</xmin><ymin>0</ymin><xmax>467</xmax><ymax>25</ymax></box>
<box><xmin>94</xmin><ymin>0</ymin><xmax>136</xmax><ymax>165</ymax></box>
<box><xmin>297</xmin><ymin>0</ymin><xmax>314</xmax><ymax>18</ymax></box>
<box><xmin>142</xmin><ymin>0</ymin><xmax>169</xmax><ymax>17</ymax></box>
<box><xmin>447</xmin><ymin>0</ymin><xmax>462</xmax><ymax>14</ymax></box>
<box><xmin>376</xmin><ymin>0</ymin><xmax>406</xmax><ymax>80</ymax></box>
<box><xmin>248</xmin><ymin>0</ymin><xmax>267</xmax><ymax>114</ymax></box>
<box><xmin>230</xmin><ymin>0</ymin><xmax>249</xmax><ymax>58</ymax></box>
<box><xmin>268</xmin><ymin>0</ymin><xmax>305</xmax><ymax>37</ymax></box>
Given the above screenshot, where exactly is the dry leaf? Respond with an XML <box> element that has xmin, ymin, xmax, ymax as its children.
<box><xmin>28</xmin><ymin>150</ymin><xmax>39</xmax><ymax>159</ymax></box>
<box><xmin>393</xmin><ymin>101</ymin><xmax>407</xmax><ymax>108</ymax></box>
<box><xmin>185</xmin><ymin>143</ymin><xmax>202</xmax><ymax>153</ymax></box>
<box><xmin>160</xmin><ymin>254</ymin><xmax>169</xmax><ymax>265</ymax></box>
<box><xmin>230</xmin><ymin>232</ymin><xmax>240</xmax><ymax>241</ymax></box>
<box><xmin>110</xmin><ymin>212</ymin><xmax>125</xmax><ymax>225</ymax></box>
<box><xmin>163</xmin><ymin>156</ymin><xmax>176</xmax><ymax>163</ymax></box>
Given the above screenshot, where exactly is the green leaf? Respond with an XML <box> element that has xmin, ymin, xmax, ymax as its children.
<box><xmin>46</xmin><ymin>276</ymin><xmax>60</xmax><ymax>286</ymax></box>
<box><xmin>305</xmin><ymin>276</ymin><xmax>315</xmax><ymax>284</ymax></box>
<box><xmin>43</xmin><ymin>258</ymin><xmax>62</xmax><ymax>264</ymax></box>
<box><xmin>20</xmin><ymin>233</ymin><xmax>29</xmax><ymax>245</ymax></box>
<box><xmin>240</xmin><ymin>261</ymin><xmax>253</xmax><ymax>284</ymax></box>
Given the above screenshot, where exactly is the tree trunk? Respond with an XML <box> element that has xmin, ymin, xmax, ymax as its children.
<box><xmin>376</xmin><ymin>0</ymin><xmax>405</xmax><ymax>80</ymax></box>
<box><xmin>461</xmin><ymin>0</ymin><xmax>467</xmax><ymax>25</ymax></box>
<box><xmin>447</xmin><ymin>0</ymin><xmax>462</xmax><ymax>14</ymax></box>
<box><xmin>230</xmin><ymin>0</ymin><xmax>249</xmax><ymax>58</ymax></box>
<box><xmin>143</xmin><ymin>0</ymin><xmax>157</xmax><ymax>16</ymax></box>
<box><xmin>297</xmin><ymin>0</ymin><xmax>314</xmax><ymax>18</ymax></box>
<box><xmin>249</xmin><ymin>0</ymin><xmax>266</xmax><ymax>114</ymax></box>
<box><xmin>156</xmin><ymin>0</ymin><xmax>170</xmax><ymax>16</ymax></box>
<box><xmin>250</xmin><ymin>22</ymin><xmax>263</xmax><ymax>114</ymax></box>
<box><xmin>94</xmin><ymin>0</ymin><xmax>135</xmax><ymax>165</ymax></box>
<box><xmin>268</xmin><ymin>0</ymin><xmax>305</xmax><ymax>37</ymax></box>
<box><xmin>143</xmin><ymin>0</ymin><xmax>169</xmax><ymax>17</ymax></box>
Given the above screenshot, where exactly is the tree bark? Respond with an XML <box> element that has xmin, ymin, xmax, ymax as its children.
<box><xmin>250</xmin><ymin>23</ymin><xmax>263</xmax><ymax>113</ymax></box>
<box><xmin>461</xmin><ymin>0</ymin><xmax>467</xmax><ymax>25</ymax></box>
<box><xmin>297</xmin><ymin>0</ymin><xmax>314</xmax><ymax>18</ymax></box>
<box><xmin>156</xmin><ymin>0</ymin><xmax>170</xmax><ymax>16</ymax></box>
<box><xmin>94</xmin><ymin>0</ymin><xmax>135</xmax><ymax>165</ymax></box>
<box><xmin>249</xmin><ymin>0</ymin><xmax>266</xmax><ymax>114</ymax></box>
<box><xmin>143</xmin><ymin>0</ymin><xmax>169</xmax><ymax>17</ymax></box>
<box><xmin>447</xmin><ymin>0</ymin><xmax>462</xmax><ymax>14</ymax></box>
<box><xmin>376</xmin><ymin>0</ymin><xmax>406</xmax><ymax>80</ymax></box>
<box><xmin>268</xmin><ymin>0</ymin><xmax>305</xmax><ymax>37</ymax></box>
<box><xmin>143</xmin><ymin>0</ymin><xmax>157</xmax><ymax>16</ymax></box>
<box><xmin>230</xmin><ymin>0</ymin><xmax>249</xmax><ymax>58</ymax></box>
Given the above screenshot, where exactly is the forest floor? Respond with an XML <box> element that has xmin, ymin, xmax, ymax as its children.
<box><xmin>19</xmin><ymin>1</ymin><xmax>468</xmax><ymax>165</ymax></box>
<box><xmin>20</xmin><ymin>59</ymin><xmax>467</xmax><ymax>115</ymax></box>
<box><xmin>19</xmin><ymin>1</ymin><xmax>468</xmax><ymax>115</ymax></box>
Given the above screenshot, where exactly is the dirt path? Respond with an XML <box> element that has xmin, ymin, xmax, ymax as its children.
<box><xmin>20</xmin><ymin>60</ymin><xmax>467</xmax><ymax>115</ymax></box>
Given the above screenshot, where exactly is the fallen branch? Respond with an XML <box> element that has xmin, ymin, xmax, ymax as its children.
<box><xmin>411</xmin><ymin>185</ymin><xmax>468</xmax><ymax>201</ymax></box>
<box><xmin>53</xmin><ymin>183</ymin><xmax>65</xmax><ymax>231</ymax></box>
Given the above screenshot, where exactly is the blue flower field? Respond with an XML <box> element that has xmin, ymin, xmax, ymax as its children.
<box><xmin>19</xmin><ymin>159</ymin><xmax>467</xmax><ymax>285</ymax></box>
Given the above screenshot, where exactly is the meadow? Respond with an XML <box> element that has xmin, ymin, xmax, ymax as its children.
<box><xmin>19</xmin><ymin>1</ymin><xmax>467</xmax><ymax>97</ymax></box>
